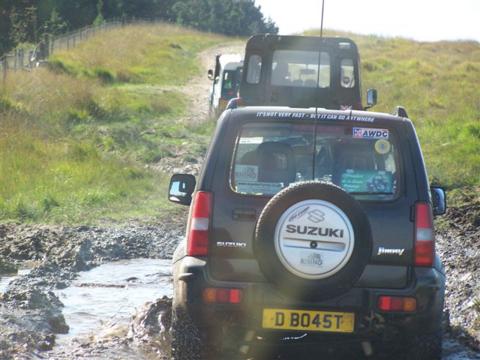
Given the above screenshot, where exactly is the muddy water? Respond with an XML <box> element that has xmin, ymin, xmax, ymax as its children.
<box><xmin>54</xmin><ymin>259</ymin><xmax>172</xmax><ymax>344</ymax></box>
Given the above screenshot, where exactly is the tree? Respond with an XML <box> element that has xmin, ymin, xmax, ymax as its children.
<box><xmin>0</xmin><ymin>0</ymin><xmax>277</xmax><ymax>55</ymax></box>
<box><xmin>171</xmin><ymin>0</ymin><xmax>278</xmax><ymax>36</ymax></box>
<box><xmin>43</xmin><ymin>8</ymin><xmax>67</xmax><ymax>36</ymax></box>
<box><xmin>93</xmin><ymin>0</ymin><xmax>105</xmax><ymax>25</ymax></box>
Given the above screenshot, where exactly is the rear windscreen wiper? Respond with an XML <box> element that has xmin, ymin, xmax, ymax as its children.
<box><xmin>348</xmin><ymin>192</ymin><xmax>394</xmax><ymax>195</ymax></box>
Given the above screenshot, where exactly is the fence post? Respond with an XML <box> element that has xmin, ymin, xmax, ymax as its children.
<box><xmin>2</xmin><ymin>57</ymin><xmax>7</xmax><ymax>86</ymax></box>
<box><xmin>13</xmin><ymin>49</ymin><xmax>18</xmax><ymax>70</ymax></box>
<box><xmin>49</xmin><ymin>35</ymin><xmax>54</xmax><ymax>56</ymax></box>
<box><xmin>19</xmin><ymin>49</ymin><xmax>24</xmax><ymax>69</ymax></box>
<box><xmin>44</xmin><ymin>36</ymin><xmax>49</xmax><ymax>58</ymax></box>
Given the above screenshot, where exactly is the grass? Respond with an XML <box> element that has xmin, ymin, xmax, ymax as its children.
<box><xmin>49</xmin><ymin>23</ymin><xmax>224</xmax><ymax>85</ymax></box>
<box><xmin>305</xmin><ymin>30</ymin><xmax>480</xmax><ymax>190</ymax></box>
<box><xmin>0</xmin><ymin>23</ymin><xmax>225</xmax><ymax>224</ymax></box>
<box><xmin>0</xmin><ymin>112</ymin><xmax>172</xmax><ymax>223</ymax></box>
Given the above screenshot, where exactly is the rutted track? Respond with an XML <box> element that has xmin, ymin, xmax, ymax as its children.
<box><xmin>1</xmin><ymin>219</ymin><xmax>479</xmax><ymax>359</ymax></box>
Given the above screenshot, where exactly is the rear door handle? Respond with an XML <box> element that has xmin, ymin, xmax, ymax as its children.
<box><xmin>232</xmin><ymin>208</ymin><xmax>257</xmax><ymax>221</ymax></box>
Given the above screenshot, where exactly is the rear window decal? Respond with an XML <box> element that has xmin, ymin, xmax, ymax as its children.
<box><xmin>255</xmin><ymin>111</ymin><xmax>375</xmax><ymax>123</ymax></box>
<box><xmin>340</xmin><ymin>170</ymin><xmax>394</xmax><ymax>194</ymax></box>
<box><xmin>353</xmin><ymin>127</ymin><xmax>389</xmax><ymax>140</ymax></box>
<box><xmin>234</xmin><ymin>165</ymin><xmax>258</xmax><ymax>182</ymax></box>
<box><xmin>374</xmin><ymin>139</ymin><xmax>392</xmax><ymax>154</ymax></box>
<box><xmin>239</xmin><ymin>137</ymin><xmax>264</xmax><ymax>144</ymax></box>
<box><xmin>236</xmin><ymin>181</ymin><xmax>283</xmax><ymax>195</ymax></box>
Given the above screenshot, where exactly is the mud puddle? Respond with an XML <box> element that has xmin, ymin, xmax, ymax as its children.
<box><xmin>54</xmin><ymin>259</ymin><xmax>172</xmax><ymax>345</ymax></box>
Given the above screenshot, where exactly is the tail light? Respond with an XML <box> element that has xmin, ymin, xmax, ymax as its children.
<box><xmin>187</xmin><ymin>191</ymin><xmax>212</xmax><ymax>256</ymax></box>
<box><xmin>414</xmin><ymin>202</ymin><xmax>435</xmax><ymax>267</ymax></box>
<box><xmin>378</xmin><ymin>296</ymin><xmax>417</xmax><ymax>312</ymax></box>
<box><xmin>203</xmin><ymin>288</ymin><xmax>242</xmax><ymax>304</ymax></box>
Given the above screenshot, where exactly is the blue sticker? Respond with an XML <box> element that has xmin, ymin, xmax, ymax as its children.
<box><xmin>341</xmin><ymin>170</ymin><xmax>393</xmax><ymax>193</ymax></box>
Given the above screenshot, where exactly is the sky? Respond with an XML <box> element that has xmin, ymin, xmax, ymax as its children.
<box><xmin>255</xmin><ymin>0</ymin><xmax>480</xmax><ymax>42</ymax></box>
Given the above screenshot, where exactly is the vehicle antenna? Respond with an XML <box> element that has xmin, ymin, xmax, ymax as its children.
<box><xmin>315</xmin><ymin>0</ymin><xmax>326</xmax><ymax>103</ymax></box>
<box><xmin>313</xmin><ymin>0</ymin><xmax>326</xmax><ymax>178</ymax></box>
<box><xmin>320</xmin><ymin>0</ymin><xmax>325</xmax><ymax>40</ymax></box>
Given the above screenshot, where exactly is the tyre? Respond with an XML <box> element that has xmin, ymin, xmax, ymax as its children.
<box><xmin>255</xmin><ymin>181</ymin><xmax>372</xmax><ymax>301</ymax></box>
<box><xmin>171</xmin><ymin>306</ymin><xmax>203</xmax><ymax>360</ymax></box>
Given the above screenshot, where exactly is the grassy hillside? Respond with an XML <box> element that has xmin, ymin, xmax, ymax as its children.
<box><xmin>306</xmin><ymin>30</ymin><xmax>480</xmax><ymax>192</ymax></box>
<box><xmin>0</xmin><ymin>23</ymin><xmax>224</xmax><ymax>223</ymax></box>
<box><xmin>1</xmin><ymin>25</ymin><xmax>478</xmax><ymax>223</ymax></box>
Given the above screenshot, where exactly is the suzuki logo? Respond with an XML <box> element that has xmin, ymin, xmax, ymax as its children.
<box><xmin>307</xmin><ymin>209</ymin><xmax>325</xmax><ymax>223</ymax></box>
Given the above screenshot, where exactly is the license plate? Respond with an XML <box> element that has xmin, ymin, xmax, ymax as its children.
<box><xmin>262</xmin><ymin>308</ymin><xmax>355</xmax><ymax>333</ymax></box>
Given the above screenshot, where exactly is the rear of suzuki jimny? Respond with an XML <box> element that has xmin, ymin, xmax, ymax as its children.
<box><xmin>171</xmin><ymin>109</ymin><xmax>445</xmax><ymax>358</ymax></box>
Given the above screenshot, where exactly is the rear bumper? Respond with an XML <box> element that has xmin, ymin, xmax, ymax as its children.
<box><xmin>173</xmin><ymin>256</ymin><xmax>445</xmax><ymax>340</ymax></box>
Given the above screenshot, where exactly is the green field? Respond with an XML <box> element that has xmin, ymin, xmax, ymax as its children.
<box><xmin>0</xmin><ymin>25</ymin><xmax>478</xmax><ymax>223</ymax></box>
<box><xmin>0</xmin><ymin>23</ymin><xmax>224</xmax><ymax>223</ymax></box>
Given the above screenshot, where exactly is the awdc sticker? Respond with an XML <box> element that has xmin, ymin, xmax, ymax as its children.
<box><xmin>353</xmin><ymin>127</ymin><xmax>389</xmax><ymax>140</ymax></box>
<box><xmin>375</xmin><ymin>139</ymin><xmax>391</xmax><ymax>154</ymax></box>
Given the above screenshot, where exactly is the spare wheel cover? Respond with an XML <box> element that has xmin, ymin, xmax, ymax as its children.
<box><xmin>274</xmin><ymin>199</ymin><xmax>355</xmax><ymax>280</ymax></box>
<box><xmin>255</xmin><ymin>181</ymin><xmax>372</xmax><ymax>301</ymax></box>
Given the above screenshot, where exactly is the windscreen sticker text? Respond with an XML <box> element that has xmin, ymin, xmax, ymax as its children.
<box><xmin>239</xmin><ymin>137</ymin><xmax>264</xmax><ymax>144</ymax></box>
<box><xmin>236</xmin><ymin>181</ymin><xmax>283</xmax><ymax>195</ymax></box>
<box><xmin>255</xmin><ymin>111</ymin><xmax>375</xmax><ymax>123</ymax></box>
<box><xmin>353</xmin><ymin>127</ymin><xmax>389</xmax><ymax>139</ymax></box>
<box><xmin>235</xmin><ymin>165</ymin><xmax>258</xmax><ymax>182</ymax></box>
<box><xmin>341</xmin><ymin>170</ymin><xmax>394</xmax><ymax>194</ymax></box>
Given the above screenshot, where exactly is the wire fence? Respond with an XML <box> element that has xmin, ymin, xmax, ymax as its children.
<box><xmin>0</xmin><ymin>18</ymin><xmax>156</xmax><ymax>85</ymax></box>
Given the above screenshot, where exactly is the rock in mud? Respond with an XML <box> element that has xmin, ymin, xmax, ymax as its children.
<box><xmin>0</xmin><ymin>257</ymin><xmax>17</xmax><ymax>275</ymax></box>
<box><xmin>0</xmin><ymin>290</ymin><xmax>67</xmax><ymax>357</ymax></box>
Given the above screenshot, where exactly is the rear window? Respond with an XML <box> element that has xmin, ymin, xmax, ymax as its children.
<box><xmin>271</xmin><ymin>50</ymin><xmax>330</xmax><ymax>88</ymax></box>
<box><xmin>231</xmin><ymin>122</ymin><xmax>400</xmax><ymax>200</ymax></box>
<box><xmin>340</xmin><ymin>58</ymin><xmax>355</xmax><ymax>88</ymax></box>
<box><xmin>246</xmin><ymin>55</ymin><xmax>262</xmax><ymax>84</ymax></box>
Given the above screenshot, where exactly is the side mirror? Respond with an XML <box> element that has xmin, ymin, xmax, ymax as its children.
<box><xmin>431</xmin><ymin>187</ymin><xmax>447</xmax><ymax>216</ymax></box>
<box><xmin>365</xmin><ymin>88</ymin><xmax>377</xmax><ymax>109</ymax></box>
<box><xmin>208</xmin><ymin>69</ymin><xmax>214</xmax><ymax>80</ymax></box>
<box><xmin>169</xmin><ymin>174</ymin><xmax>196</xmax><ymax>206</ymax></box>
